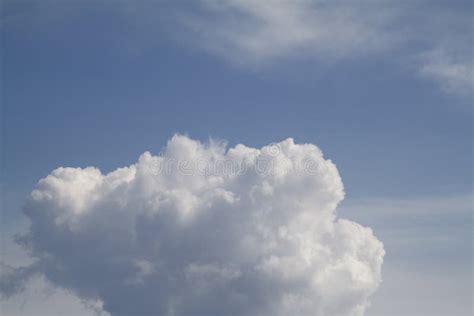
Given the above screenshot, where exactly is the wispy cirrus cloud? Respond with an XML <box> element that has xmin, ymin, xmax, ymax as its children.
<box><xmin>418</xmin><ymin>49</ymin><xmax>473</xmax><ymax>97</ymax></box>
<box><xmin>177</xmin><ymin>0</ymin><xmax>472</xmax><ymax>96</ymax></box>
<box><xmin>181</xmin><ymin>0</ymin><xmax>397</xmax><ymax>63</ymax></box>
<box><xmin>2</xmin><ymin>0</ymin><xmax>472</xmax><ymax>96</ymax></box>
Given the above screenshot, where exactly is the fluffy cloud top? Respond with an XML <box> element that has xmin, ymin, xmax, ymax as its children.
<box><xmin>4</xmin><ymin>135</ymin><xmax>384</xmax><ymax>316</ymax></box>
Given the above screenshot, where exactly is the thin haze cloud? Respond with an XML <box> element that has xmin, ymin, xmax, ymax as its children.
<box><xmin>176</xmin><ymin>0</ymin><xmax>473</xmax><ymax>96</ymax></box>
<box><xmin>1</xmin><ymin>0</ymin><xmax>472</xmax><ymax>96</ymax></box>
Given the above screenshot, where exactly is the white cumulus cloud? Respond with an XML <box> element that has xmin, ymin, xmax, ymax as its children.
<box><xmin>2</xmin><ymin>135</ymin><xmax>384</xmax><ymax>316</ymax></box>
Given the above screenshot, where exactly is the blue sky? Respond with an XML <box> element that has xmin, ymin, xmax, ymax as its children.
<box><xmin>1</xmin><ymin>1</ymin><xmax>473</xmax><ymax>316</ymax></box>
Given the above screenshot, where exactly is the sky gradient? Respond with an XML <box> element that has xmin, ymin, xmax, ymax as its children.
<box><xmin>1</xmin><ymin>1</ymin><xmax>473</xmax><ymax>315</ymax></box>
